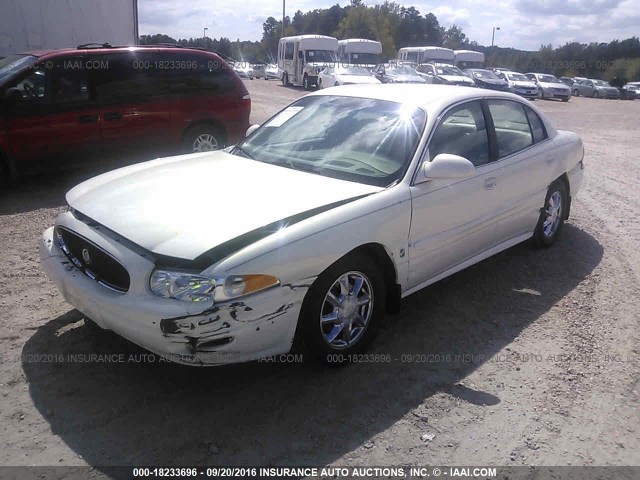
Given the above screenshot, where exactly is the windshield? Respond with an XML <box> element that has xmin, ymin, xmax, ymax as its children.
<box><xmin>507</xmin><ymin>73</ymin><xmax>529</xmax><ymax>81</ymax></box>
<box><xmin>233</xmin><ymin>95</ymin><xmax>426</xmax><ymax>187</ymax></box>
<box><xmin>350</xmin><ymin>53</ymin><xmax>380</xmax><ymax>65</ymax></box>
<box><xmin>389</xmin><ymin>65</ymin><xmax>417</xmax><ymax>76</ymax></box>
<box><xmin>335</xmin><ymin>66</ymin><xmax>371</xmax><ymax>76</ymax></box>
<box><xmin>593</xmin><ymin>80</ymin><xmax>610</xmax><ymax>87</ymax></box>
<box><xmin>0</xmin><ymin>55</ymin><xmax>37</xmax><ymax>81</ymax></box>
<box><xmin>538</xmin><ymin>74</ymin><xmax>560</xmax><ymax>83</ymax></box>
<box><xmin>471</xmin><ymin>70</ymin><xmax>499</xmax><ymax>79</ymax></box>
<box><xmin>305</xmin><ymin>50</ymin><xmax>336</xmax><ymax>63</ymax></box>
<box><xmin>437</xmin><ymin>66</ymin><xmax>464</xmax><ymax>76</ymax></box>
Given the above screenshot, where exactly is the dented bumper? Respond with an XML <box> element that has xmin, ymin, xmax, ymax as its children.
<box><xmin>39</xmin><ymin>224</ymin><xmax>307</xmax><ymax>366</ymax></box>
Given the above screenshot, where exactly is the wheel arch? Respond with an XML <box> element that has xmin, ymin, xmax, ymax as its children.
<box><xmin>182</xmin><ymin>119</ymin><xmax>228</xmax><ymax>145</ymax></box>
<box><xmin>338</xmin><ymin>243</ymin><xmax>402</xmax><ymax>314</ymax></box>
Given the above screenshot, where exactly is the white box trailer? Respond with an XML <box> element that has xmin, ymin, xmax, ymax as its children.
<box><xmin>278</xmin><ymin>34</ymin><xmax>338</xmax><ymax>90</ymax></box>
<box><xmin>0</xmin><ymin>0</ymin><xmax>138</xmax><ymax>58</ymax></box>
<box><xmin>337</xmin><ymin>39</ymin><xmax>382</xmax><ymax>67</ymax></box>
<box><xmin>454</xmin><ymin>50</ymin><xmax>485</xmax><ymax>69</ymax></box>
<box><xmin>398</xmin><ymin>46</ymin><xmax>455</xmax><ymax>65</ymax></box>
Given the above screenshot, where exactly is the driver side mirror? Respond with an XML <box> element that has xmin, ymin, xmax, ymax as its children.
<box><xmin>2</xmin><ymin>87</ymin><xmax>23</xmax><ymax>107</ymax></box>
<box><xmin>415</xmin><ymin>154</ymin><xmax>475</xmax><ymax>184</ymax></box>
<box><xmin>298</xmin><ymin>51</ymin><xmax>304</xmax><ymax>60</ymax></box>
<box><xmin>246</xmin><ymin>124</ymin><xmax>260</xmax><ymax>137</ymax></box>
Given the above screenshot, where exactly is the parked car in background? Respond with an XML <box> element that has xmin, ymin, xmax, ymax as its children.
<box><xmin>572</xmin><ymin>79</ymin><xmax>621</xmax><ymax>99</ymax></box>
<box><xmin>525</xmin><ymin>73</ymin><xmax>572</xmax><ymax>102</ymax></box>
<box><xmin>463</xmin><ymin>68</ymin><xmax>510</xmax><ymax>91</ymax></box>
<box><xmin>620</xmin><ymin>82</ymin><xmax>640</xmax><ymax>100</ymax></box>
<box><xmin>253</xmin><ymin>63</ymin><xmax>279</xmax><ymax>80</ymax></box>
<box><xmin>233</xmin><ymin>62</ymin><xmax>254</xmax><ymax>80</ymax></box>
<box><xmin>558</xmin><ymin>77</ymin><xmax>575</xmax><ymax>87</ymax></box>
<box><xmin>318</xmin><ymin>65</ymin><xmax>381</xmax><ymax>88</ymax></box>
<box><xmin>416</xmin><ymin>63</ymin><xmax>475</xmax><ymax>86</ymax></box>
<box><xmin>40</xmin><ymin>84</ymin><xmax>584</xmax><ymax>366</ymax></box>
<box><xmin>496</xmin><ymin>71</ymin><xmax>539</xmax><ymax>99</ymax></box>
<box><xmin>372</xmin><ymin>63</ymin><xmax>426</xmax><ymax>83</ymax></box>
<box><xmin>0</xmin><ymin>45</ymin><xmax>251</xmax><ymax>182</ymax></box>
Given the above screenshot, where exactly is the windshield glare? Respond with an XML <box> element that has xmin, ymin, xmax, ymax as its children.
<box><xmin>508</xmin><ymin>73</ymin><xmax>529</xmax><ymax>81</ymax></box>
<box><xmin>234</xmin><ymin>95</ymin><xmax>426</xmax><ymax>187</ymax></box>
<box><xmin>0</xmin><ymin>55</ymin><xmax>37</xmax><ymax>81</ymax></box>
<box><xmin>593</xmin><ymin>80</ymin><xmax>610</xmax><ymax>87</ymax></box>
<box><xmin>438</xmin><ymin>66</ymin><xmax>464</xmax><ymax>76</ymax></box>
<box><xmin>539</xmin><ymin>75</ymin><xmax>560</xmax><ymax>83</ymax></box>
<box><xmin>336</xmin><ymin>66</ymin><xmax>371</xmax><ymax>76</ymax></box>
<box><xmin>472</xmin><ymin>70</ymin><xmax>499</xmax><ymax>79</ymax></box>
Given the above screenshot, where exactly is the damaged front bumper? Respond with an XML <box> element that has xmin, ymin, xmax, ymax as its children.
<box><xmin>39</xmin><ymin>223</ymin><xmax>308</xmax><ymax>366</ymax></box>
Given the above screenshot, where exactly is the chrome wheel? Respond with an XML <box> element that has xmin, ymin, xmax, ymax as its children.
<box><xmin>320</xmin><ymin>271</ymin><xmax>373</xmax><ymax>349</ymax></box>
<box><xmin>192</xmin><ymin>133</ymin><xmax>219</xmax><ymax>152</ymax></box>
<box><xmin>543</xmin><ymin>191</ymin><xmax>562</xmax><ymax>237</ymax></box>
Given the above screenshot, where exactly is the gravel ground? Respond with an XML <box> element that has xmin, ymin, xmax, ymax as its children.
<box><xmin>0</xmin><ymin>81</ymin><xmax>639</xmax><ymax>475</ymax></box>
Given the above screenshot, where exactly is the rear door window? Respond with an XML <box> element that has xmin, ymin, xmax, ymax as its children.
<box><xmin>486</xmin><ymin>100</ymin><xmax>534</xmax><ymax>158</ymax></box>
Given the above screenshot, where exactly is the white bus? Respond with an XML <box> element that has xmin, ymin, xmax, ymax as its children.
<box><xmin>278</xmin><ymin>34</ymin><xmax>338</xmax><ymax>90</ymax></box>
<box><xmin>454</xmin><ymin>50</ymin><xmax>485</xmax><ymax>69</ymax></box>
<box><xmin>337</xmin><ymin>39</ymin><xmax>382</xmax><ymax>67</ymax></box>
<box><xmin>398</xmin><ymin>46</ymin><xmax>455</xmax><ymax>65</ymax></box>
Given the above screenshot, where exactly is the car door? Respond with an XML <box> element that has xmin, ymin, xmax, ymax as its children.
<box><xmin>91</xmin><ymin>51</ymin><xmax>171</xmax><ymax>158</ymax></box>
<box><xmin>4</xmin><ymin>55</ymin><xmax>102</xmax><ymax>173</ymax></box>
<box><xmin>484</xmin><ymin>99</ymin><xmax>551</xmax><ymax>241</ymax></box>
<box><xmin>407</xmin><ymin>100</ymin><xmax>503</xmax><ymax>288</ymax></box>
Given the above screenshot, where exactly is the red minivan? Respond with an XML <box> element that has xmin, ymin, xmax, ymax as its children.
<box><xmin>0</xmin><ymin>44</ymin><xmax>251</xmax><ymax>182</ymax></box>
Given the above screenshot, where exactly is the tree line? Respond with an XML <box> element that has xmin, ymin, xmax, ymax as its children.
<box><xmin>140</xmin><ymin>0</ymin><xmax>640</xmax><ymax>84</ymax></box>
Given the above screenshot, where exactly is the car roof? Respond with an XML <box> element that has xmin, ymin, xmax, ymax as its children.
<box><xmin>18</xmin><ymin>46</ymin><xmax>219</xmax><ymax>59</ymax></box>
<box><xmin>308</xmin><ymin>84</ymin><xmax>524</xmax><ymax>110</ymax></box>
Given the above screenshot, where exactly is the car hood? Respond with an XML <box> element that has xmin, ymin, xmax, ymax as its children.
<box><xmin>511</xmin><ymin>81</ymin><xmax>538</xmax><ymax>89</ymax></box>
<box><xmin>440</xmin><ymin>75</ymin><xmax>474</xmax><ymax>85</ymax></box>
<box><xmin>475</xmin><ymin>77</ymin><xmax>507</xmax><ymax>86</ymax></box>
<box><xmin>66</xmin><ymin>152</ymin><xmax>382</xmax><ymax>261</ymax></box>
<box><xmin>539</xmin><ymin>82</ymin><xmax>569</xmax><ymax>90</ymax></box>
<box><xmin>338</xmin><ymin>74</ymin><xmax>380</xmax><ymax>84</ymax></box>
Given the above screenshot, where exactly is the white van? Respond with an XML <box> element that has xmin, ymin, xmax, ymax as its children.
<box><xmin>398</xmin><ymin>46</ymin><xmax>455</xmax><ymax>65</ymax></box>
<box><xmin>454</xmin><ymin>50</ymin><xmax>485</xmax><ymax>69</ymax></box>
<box><xmin>337</xmin><ymin>39</ymin><xmax>383</xmax><ymax>68</ymax></box>
<box><xmin>278</xmin><ymin>34</ymin><xmax>339</xmax><ymax>90</ymax></box>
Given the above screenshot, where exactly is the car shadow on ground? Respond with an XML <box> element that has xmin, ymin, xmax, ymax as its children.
<box><xmin>22</xmin><ymin>224</ymin><xmax>602</xmax><ymax>474</ymax></box>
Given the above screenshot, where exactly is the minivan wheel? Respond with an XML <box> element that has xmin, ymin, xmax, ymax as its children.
<box><xmin>299</xmin><ymin>252</ymin><xmax>385</xmax><ymax>364</ymax></box>
<box><xmin>183</xmin><ymin>125</ymin><xmax>224</xmax><ymax>153</ymax></box>
<box><xmin>533</xmin><ymin>180</ymin><xmax>568</xmax><ymax>248</ymax></box>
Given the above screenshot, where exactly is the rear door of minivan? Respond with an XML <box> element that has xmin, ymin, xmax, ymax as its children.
<box><xmin>90</xmin><ymin>50</ymin><xmax>171</xmax><ymax>158</ymax></box>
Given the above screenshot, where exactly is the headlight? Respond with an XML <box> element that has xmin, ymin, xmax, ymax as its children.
<box><xmin>150</xmin><ymin>270</ymin><xmax>279</xmax><ymax>303</ymax></box>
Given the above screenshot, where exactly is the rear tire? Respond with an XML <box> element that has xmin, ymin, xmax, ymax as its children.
<box><xmin>562</xmin><ymin>97</ymin><xmax>570</xmax><ymax>102</ymax></box>
<box><xmin>532</xmin><ymin>180</ymin><xmax>568</xmax><ymax>248</ymax></box>
<box><xmin>298</xmin><ymin>252</ymin><xmax>385</xmax><ymax>365</ymax></box>
<box><xmin>183</xmin><ymin>125</ymin><xmax>225</xmax><ymax>153</ymax></box>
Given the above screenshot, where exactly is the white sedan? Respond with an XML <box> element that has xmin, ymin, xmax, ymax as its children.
<box><xmin>40</xmin><ymin>85</ymin><xmax>584</xmax><ymax>366</ymax></box>
<box><xmin>318</xmin><ymin>65</ymin><xmax>380</xmax><ymax>88</ymax></box>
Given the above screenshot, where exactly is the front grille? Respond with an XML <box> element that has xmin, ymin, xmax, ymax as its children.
<box><xmin>55</xmin><ymin>227</ymin><xmax>130</xmax><ymax>293</ymax></box>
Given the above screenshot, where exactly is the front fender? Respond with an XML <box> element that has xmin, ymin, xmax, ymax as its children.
<box><xmin>204</xmin><ymin>186</ymin><xmax>412</xmax><ymax>292</ymax></box>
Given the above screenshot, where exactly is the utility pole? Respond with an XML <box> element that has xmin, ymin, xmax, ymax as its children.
<box><xmin>491</xmin><ymin>26</ymin><xmax>500</xmax><ymax>47</ymax></box>
<box><xmin>282</xmin><ymin>0</ymin><xmax>286</xmax><ymax>38</ymax></box>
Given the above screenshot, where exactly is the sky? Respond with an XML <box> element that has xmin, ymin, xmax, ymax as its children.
<box><xmin>138</xmin><ymin>0</ymin><xmax>640</xmax><ymax>51</ymax></box>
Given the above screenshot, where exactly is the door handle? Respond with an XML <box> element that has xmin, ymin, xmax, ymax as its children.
<box><xmin>104</xmin><ymin>112</ymin><xmax>123</xmax><ymax>121</ymax></box>
<box><xmin>77</xmin><ymin>114</ymin><xmax>98</xmax><ymax>124</ymax></box>
<box><xmin>484</xmin><ymin>177</ymin><xmax>497</xmax><ymax>190</ymax></box>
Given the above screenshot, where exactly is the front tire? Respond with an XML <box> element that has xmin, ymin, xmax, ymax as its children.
<box><xmin>533</xmin><ymin>180</ymin><xmax>568</xmax><ymax>248</ymax></box>
<box><xmin>299</xmin><ymin>252</ymin><xmax>385</xmax><ymax>364</ymax></box>
<box><xmin>303</xmin><ymin>74</ymin><xmax>310</xmax><ymax>90</ymax></box>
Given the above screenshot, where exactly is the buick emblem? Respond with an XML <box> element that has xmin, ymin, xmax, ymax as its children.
<box><xmin>81</xmin><ymin>248</ymin><xmax>91</xmax><ymax>265</ymax></box>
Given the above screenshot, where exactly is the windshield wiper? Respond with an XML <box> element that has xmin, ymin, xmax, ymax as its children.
<box><xmin>232</xmin><ymin>145</ymin><xmax>254</xmax><ymax>159</ymax></box>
